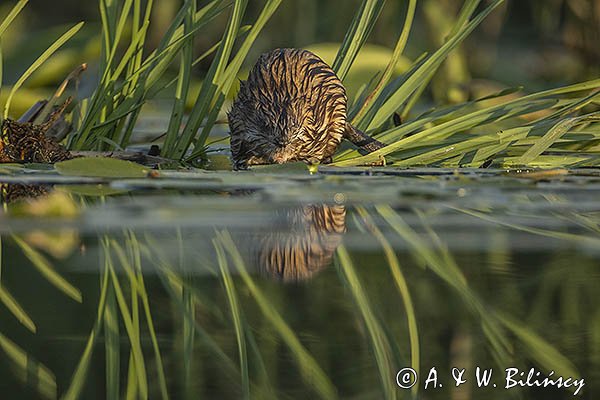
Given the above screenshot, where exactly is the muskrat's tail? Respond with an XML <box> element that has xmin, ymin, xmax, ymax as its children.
<box><xmin>343</xmin><ymin>123</ymin><xmax>386</xmax><ymax>155</ymax></box>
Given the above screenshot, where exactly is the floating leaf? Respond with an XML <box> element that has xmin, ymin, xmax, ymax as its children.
<box><xmin>56</xmin><ymin>184</ymin><xmax>129</xmax><ymax>196</ymax></box>
<box><xmin>55</xmin><ymin>157</ymin><xmax>149</xmax><ymax>178</ymax></box>
<box><xmin>250</xmin><ymin>162</ymin><xmax>311</xmax><ymax>174</ymax></box>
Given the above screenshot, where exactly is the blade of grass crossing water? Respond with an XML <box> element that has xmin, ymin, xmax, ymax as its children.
<box><xmin>107</xmin><ymin>254</ymin><xmax>148</xmax><ymax>399</ymax></box>
<box><xmin>104</xmin><ymin>282</ymin><xmax>121</xmax><ymax>400</ymax></box>
<box><xmin>217</xmin><ymin>231</ymin><xmax>337</xmax><ymax>400</ymax></box>
<box><xmin>0</xmin><ymin>332</ymin><xmax>56</xmax><ymax>399</ymax></box>
<box><xmin>0</xmin><ymin>286</ymin><xmax>36</xmax><ymax>333</ymax></box>
<box><xmin>128</xmin><ymin>233</ymin><xmax>169</xmax><ymax>400</ymax></box>
<box><xmin>336</xmin><ymin>245</ymin><xmax>396</xmax><ymax>400</ymax></box>
<box><xmin>114</xmin><ymin>235</ymin><xmax>169</xmax><ymax>400</ymax></box>
<box><xmin>215</xmin><ymin>240</ymin><xmax>250</xmax><ymax>400</ymax></box>
<box><xmin>12</xmin><ymin>235</ymin><xmax>82</xmax><ymax>302</ymax></box>
<box><xmin>356</xmin><ymin>207</ymin><xmax>419</xmax><ymax>395</ymax></box>
<box><xmin>62</xmin><ymin>252</ymin><xmax>110</xmax><ymax>400</ymax></box>
<box><xmin>140</xmin><ymin>235</ymin><xmax>241</xmax><ymax>379</ymax></box>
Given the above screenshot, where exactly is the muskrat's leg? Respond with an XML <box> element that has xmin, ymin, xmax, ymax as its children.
<box><xmin>343</xmin><ymin>122</ymin><xmax>386</xmax><ymax>155</ymax></box>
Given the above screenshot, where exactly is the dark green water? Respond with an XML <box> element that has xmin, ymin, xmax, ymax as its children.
<box><xmin>1</xmin><ymin>166</ymin><xmax>599</xmax><ymax>399</ymax></box>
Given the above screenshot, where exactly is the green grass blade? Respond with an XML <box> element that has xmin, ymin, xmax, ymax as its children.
<box><xmin>164</xmin><ymin>0</ymin><xmax>195</xmax><ymax>155</ymax></box>
<box><xmin>217</xmin><ymin>230</ymin><xmax>337</xmax><ymax>400</ymax></box>
<box><xmin>518</xmin><ymin>113</ymin><xmax>600</xmax><ymax>165</ymax></box>
<box><xmin>0</xmin><ymin>286</ymin><xmax>36</xmax><ymax>332</ymax></box>
<box><xmin>62</xmin><ymin>255</ymin><xmax>110</xmax><ymax>400</ymax></box>
<box><xmin>498</xmin><ymin>313</ymin><xmax>579</xmax><ymax>379</ymax></box>
<box><xmin>12</xmin><ymin>235</ymin><xmax>82</xmax><ymax>302</ymax></box>
<box><xmin>336</xmin><ymin>245</ymin><xmax>396</xmax><ymax>400</ymax></box>
<box><xmin>333</xmin><ymin>79</ymin><xmax>600</xmax><ymax>166</ymax></box>
<box><xmin>3</xmin><ymin>21</ymin><xmax>83</xmax><ymax>119</ymax></box>
<box><xmin>332</xmin><ymin>0</ymin><xmax>386</xmax><ymax>81</ymax></box>
<box><xmin>107</xmin><ymin>251</ymin><xmax>148</xmax><ymax>399</ymax></box>
<box><xmin>215</xmin><ymin>239</ymin><xmax>250</xmax><ymax>400</ymax></box>
<box><xmin>125</xmin><ymin>233</ymin><xmax>169</xmax><ymax>400</ymax></box>
<box><xmin>0</xmin><ymin>332</ymin><xmax>56</xmax><ymax>399</ymax></box>
<box><xmin>353</xmin><ymin>0</ymin><xmax>416</xmax><ymax>126</ymax></box>
<box><xmin>0</xmin><ymin>0</ymin><xmax>28</xmax><ymax>38</ymax></box>
<box><xmin>356</xmin><ymin>207</ymin><xmax>419</xmax><ymax>395</ymax></box>
<box><xmin>104</xmin><ymin>282</ymin><xmax>121</xmax><ymax>400</ymax></box>
<box><xmin>367</xmin><ymin>0</ymin><xmax>504</xmax><ymax>130</ymax></box>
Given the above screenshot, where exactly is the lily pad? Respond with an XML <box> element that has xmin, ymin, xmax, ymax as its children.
<box><xmin>55</xmin><ymin>157</ymin><xmax>149</xmax><ymax>178</ymax></box>
<box><xmin>206</xmin><ymin>154</ymin><xmax>233</xmax><ymax>171</ymax></box>
<box><xmin>56</xmin><ymin>184</ymin><xmax>130</xmax><ymax>197</ymax></box>
<box><xmin>250</xmin><ymin>162</ymin><xmax>313</xmax><ymax>174</ymax></box>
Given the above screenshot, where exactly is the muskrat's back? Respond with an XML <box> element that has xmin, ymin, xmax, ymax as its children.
<box><xmin>228</xmin><ymin>48</ymin><xmax>347</xmax><ymax>170</ymax></box>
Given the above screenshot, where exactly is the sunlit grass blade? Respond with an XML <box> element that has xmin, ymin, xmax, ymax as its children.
<box><xmin>0</xmin><ymin>286</ymin><xmax>36</xmax><ymax>332</ymax></box>
<box><xmin>0</xmin><ymin>332</ymin><xmax>56</xmax><ymax>399</ymax></box>
<box><xmin>356</xmin><ymin>206</ymin><xmax>419</xmax><ymax>394</ymax></box>
<box><xmin>62</xmin><ymin>257</ymin><xmax>110</xmax><ymax>400</ymax></box>
<box><xmin>182</xmin><ymin>276</ymin><xmax>195</xmax><ymax>395</ymax></box>
<box><xmin>174</xmin><ymin>0</ymin><xmax>283</xmax><ymax>160</ymax></box>
<box><xmin>169</xmin><ymin>0</ymin><xmax>247</xmax><ymax>159</ymax></box>
<box><xmin>333</xmin><ymin>78</ymin><xmax>600</xmax><ymax>166</ymax></box>
<box><xmin>124</xmin><ymin>232</ymin><xmax>169</xmax><ymax>400</ymax></box>
<box><xmin>217</xmin><ymin>230</ymin><xmax>337</xmax><ymax>400</ymax></box>
<box><xmin>336</xmin><ymin>245</ymin><xmax>396</xmax><ymax>400</ymax></box>
<box><xmin>352</xmin><ymin>0</ymin><xmax>416</xmax><ymax>126</ymax></box>
<box><xmin>452</xmin><ymin>207</ymin><xmax>600</xmax><ymax>246</ymax></box>
<box><xmin>332</xmin><ymin>0</ymin><xmax>386</xmax><ymax>82</ymax></box>
<box><xmin>367</xmin><ymin>0</ymin><xmax>504</xmax><ymax>130</ymax></box>
<box><xmin>11</xmin><ymin>235</ymin><xmax>82</xmax><ymax>302</ymax></box>
<box><xmin>214</xmin><ymin>239</ymin><xmax>250</xmax><ymax>400</ymax></box>
<box><xmin>497</xmin><ymin>313</ymin><xmax>579</xmax><ymax>379</ymax></box>
<box><xmin>140</xmin><ymin>237</ymin><xmax>242</xmax><ymax>379</ymax></box>
<box><xmin>163</xmin><ymin>0</ymin><xmax>195</xmax><ymax>156</ymax></box>
<box><xmin>104</xmin><ymin>282</ymin><xmax>121</xmax><ymax>400</ymax></box>
<box><xmin>376</xmin><ymin>206</ymin><xmax>514</xmax><ymax>365</ymax></box>
<box><xmin>107</xmin><ymin>248</ymin><xmax>148</xmax><ymax>399</ymax></box>
<box><xmin>0</xmin><ymin>0</ymin><xmax>28</xmax><ymax>38</ymax></box>
<box><xmin>518</xmin><ymin>113</ymin><xmax>600</xmax><ymax>165</ymax></box>
<box><xmin>3</xmin><ymin>21</ymin><xmax>84</xmax><ymax>119</ymax></box>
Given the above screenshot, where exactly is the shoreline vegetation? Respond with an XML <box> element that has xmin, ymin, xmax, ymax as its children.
<box><xmin>0</xmin><ymin>0</ymin><xmax>597</xmax><ymax>171</ymax></box>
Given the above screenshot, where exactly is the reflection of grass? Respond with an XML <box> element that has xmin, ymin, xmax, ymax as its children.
<box><xmin>356</xmin><ymin>206</ymin><xmax>419</xmax><ymax>395</ymax></box>
<box><xmin>1</xmin><ymin>183</ymin><xmax>598</xmax><ymax>397</ymax></box>
<box><xmin>377</xmin><ymin>205</ymin><xmax>582</xmax><ymax>381</ymax></box>
<box><xmin>336</xmin><ymin>245</ymin><xmax>397</xmax><ymax>400</ymax></box>
<box><xmin>217</xmin><ymin>230</ymin><xmax>338</xmax><ymax>399</ymax></box>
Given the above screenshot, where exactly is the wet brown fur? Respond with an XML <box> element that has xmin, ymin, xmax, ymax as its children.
<box><xmin>228</xmin><ymin>48</ymin><xmax>384</xmax><ymax>170</ymax></box>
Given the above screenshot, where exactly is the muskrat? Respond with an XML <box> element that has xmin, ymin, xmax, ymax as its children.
<box><xmin>228</xmin><ymin>48</ymin><xmax>385</xmax><ymax>170</ymax></box>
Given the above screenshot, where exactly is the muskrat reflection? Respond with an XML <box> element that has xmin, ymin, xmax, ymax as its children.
<box><xmin>1</xmin><ymin>183</ymin><xmax>50</xmax><ymax>204</ymax></box>
<box><xmin>255</xmin><ymin>204</ymin><xmax>346</xmax><ymax>282</ymax></box>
